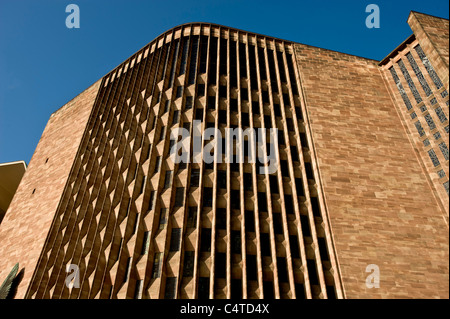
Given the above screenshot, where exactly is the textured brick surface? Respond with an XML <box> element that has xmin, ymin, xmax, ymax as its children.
<box><xmin>379</xmin><ymin>37</ymin><xmax>449</xmax><ymax>219</ymax></box>
<box><xmin>0</xmin><ymin>80</ymin><xmax>100</xmax><ymax>298</ymax></box>
<box><xmin>1</xmin><ymin>14</ymin><xmax>448</xmax><ymax>300</ymax></box>
<box><xmin>23</xmin><ymin>25</ymin><xmax>343</xmax><ymax>300</ymax></box>
<box><xmin>294</xmin><ymin>44</ymin><xmax>448</xmax><ymax>298</ymax></box>
<box><xmin>408</xmin><ymin>11</ymin><xmax>449</xmax><ymax>86</ymax></box>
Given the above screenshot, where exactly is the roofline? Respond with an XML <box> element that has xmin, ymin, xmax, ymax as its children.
<box><xmin>159</xmin><ymin>22</ymin><xmax>379</xmax><ymax>62</ymax></box>
<box><xmin>101</xmin><ymin>21</ymin><xmax>296</xmax><ymax>79</ymax></box>
<box><xmin>379</xmin><ymin>10</ymin><xmax>448</xmax><ymax>66</ymax></box>
<box><xmin>52</xmin><ymin>11</ymin><xmax>448</xmax><ymax>115</ymax></box>
<box><xmin>0</xmin><ymin>160</ymin><xmax>27</xmax><ymax>170</ymax></box>
<box><xmin>102</xmin><ymin>21</ymin><xmax>380</xmax><ymax>79</ymax></box>
<box><xmin>408</xmin><ymin>10</ymin><xmax>450</xmax><ymax>22</ymax></box>
<box><xmin>293</xmin><ymin>41</ymin><xmax>379</xmax><ymax>62</ymax></box>
<box><xmin>164</xmin><ymin>21</ymin><xmax>296</xmax><ymax>44</ymax></box>
<box><xmin>50</xmin><ymin>79</ymin><xmax>102</xmax><ymax>116</ymax></box>
<box><xmin>379</xmin><ymin>33</ymin><xmax>416</xmax><ymax>66</ymax></box>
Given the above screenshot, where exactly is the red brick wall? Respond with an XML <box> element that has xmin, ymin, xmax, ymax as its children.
<box><xmin>294</xmin><ymin>44</ymin><xmax>449</xmax><ymax>298</ymax></box>
<box><xmin>0</xmin><ymin>80</ymin><xmax>100</xmax><ymax>298</ymax></box>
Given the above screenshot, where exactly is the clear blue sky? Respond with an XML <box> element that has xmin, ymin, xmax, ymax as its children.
<box><xmin>0</xmin><ymin>0</ymin><xmax>448</xmax><ymax>164</ymax></box>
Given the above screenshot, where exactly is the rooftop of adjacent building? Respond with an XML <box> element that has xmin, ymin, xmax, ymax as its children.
<box><xmin>0</xmin><ymin>161</ymin><xmax>27</xmax><ymax>224</ymax></box>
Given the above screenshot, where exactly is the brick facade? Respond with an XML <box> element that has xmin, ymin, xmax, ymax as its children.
<box><xmin>0</xmin><ymin>81</ymin><xmax>101</xmax><ymax>298</ymax></box>
<box><xmin>0</xmin><ymin>12</ymin><xmax>447</xmax><ymax>299</ymax></box>
<box><xmin>296</xmin><ymin>42</ymin><xmax>448</xmax><ymax>298</ymax></box>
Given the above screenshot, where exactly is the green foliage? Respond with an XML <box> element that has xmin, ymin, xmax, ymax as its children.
<box><xmin>0</xmin><ymin>263</ymin><xmax>19</xmax><ymax>299</ymax></box>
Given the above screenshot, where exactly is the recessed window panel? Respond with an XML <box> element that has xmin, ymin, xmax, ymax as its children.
<box><xmin>289</xmin><ymin>235</ymin><xmax>300</xmax><ymax>258</ymax></box>
<box><xmin>406</xmin><ymin>52</ymin><xmax>432</xmax><ymax>96</ymax></box>
<box><xmin>230</xmin><ymin>40</ymin><xmax>238</xmax><ymax>88</ymax></box>
<box><xmin>310</xmin><ymin>197</ymin><xmax>321</xmax><ymax>217</ymax></box>
<box><xmin>438</xmin><ymin>143</ymin><xmax>449</xmax><ymax>160</ymax></box>
<box><xmin>263</xmin><ymin>281</ymin><xmax>274</xmax><ymax>299</ymax></box>
<box><xmin>164</xmin><ymin>277</ymin><xmax>177</xmax><ymax>299</ymax></box>
<box><xmin>252</xmin><ymin>101</ymin><xmax>260</xmax><ymax>114</ymax></box>
<box><xmin>284</xmin><ymin>194</ymin><xmax>294</xmax><ymax>214</ymax></box>
<box><xmin>208</xmin><ymin>37</ymin><xmax>218</xmax><ymax>84</ymax></box>
<box><xmin>434</xmin><ymin>132</ymin><xmax>442</xmax><ymax>140</ymax></box>
<box><xmin>216</xmin><ymin>253</ymin><xmax>226</xmax><ymax>278</ymax></box>
<box><xmin>183</xmin><ymin>251</ymin><xmax>195</xmax><ymax>277</ymax></box>
<box><xmin>269</xmin><ymin>175</ymin><xmax>279</xmax><ymax>194</ymax></box>
<box><xmin>174</xmin><ymin>187</ymin><xmax>184</xmax><ymax>207</ymax></box>
<box><xmin>261</xmin><ymin>233</ymin><xmax>271</xmax><ymax>257</ymax></box>
<box><xmin>277</xmin><ymin>257</ymin><xmax>288</xmax><ymax>283</ymax></box>
<box><xmin>241</xmin><ymin>88</ymin><xmax>248</xmax><ymax>101</ymax></box>
<box><xmin>159</xmin><ymin>208</ymin><xmax>167</xmax><ymax>230</ymax></box>
<box><xmin>169</xmin><ymin>228</ymin><xmax>181</xmax><ymax>251</ymax></box>
<box><xmin>258</xmin><ymin>192</ymin><xmax>268</xmax><ymax>212</ymax></box>
<box><xmin>172</xmin><ymin>110</ymin><xmax>179</xmax><ymax>126</ymax></box>
<box><xmin>428</xmin><ymin>149</ymin><xmax>440</xmax><ymax>167</ymax></box>
<box><xmin>216</xmin><ymin>208</ymin><xmax>226</xmax><ymax>230</ymax></box>
<box><xmin>199</xmin><ymin>35</ymin><xmax>208</xmax><ymax>74</ymax></box>
<box><xmin>185</xmin><ymin>96</ymin><xmax>193</xmax><ymax>110</ymax></box>
<box><xmin>231</xmin><ymin>230</ymin><xmax>241</xmax><ymax>254</ymax></box>
<box><xmin>239</xmin><ymin>42</ymin><xmax>247</xmax><ymax>77</ymax></box>
<box><xmin>300</xmin><ymin>214</ymin><xmax>311</xmax><ymax>237</ymax></box>
<box><xmin>230</xmin><ymin>99</ymin><xmax>238</xmax><ymax>112</ymax></box>
<box><xmin>389</xmin><ymin>67</ymin><xmax>413</xmax><ymax>110</ymax></box>
<box><xmin>141</xmin><ymin>231</ymin><xmax>150</xmax><ymax>255</ymax></box>
<box><xmin>151</xmin><ymin>252</ymin><xmax>163</xmax><ymax>278</ymax></box>
<box><xmin>163</xmin><ymin>170</ymin><xmax>172</xmax><ymax>189</ymax></box>
<box><xmin>424</xmin><ymin>114</ymin><xmax>436</xmax><ymax>130</ymax></box>
<box><xmin>197</xmin><ymin>83</ymin><xmax>205</xmax><ymax>97</ymax></box>
<box><xmin>247</xmin><ymin>255</ymin><xmax>257</xmax><ymax>281</ymax></box>
<box><xmin>414</xmin><ymin>121</ymin><xmax>425</xmax><ymax>137</ymax></box>
<box><xmin>398</xmin><ymin>59</ymin><xmax>422</xmax><ymax>104</ymax></box>
<box><xmin>195</xmin><ymin>108</ymin><xmax>203</xmax><ymax>121</ymax></box>
<box><xmin>258</xmin><ymin>47</ymin><xmax>267</xmax><ymax>81</ymax></box>
<box><xmin>267</xmin><ymin>49</ymin><xmax>278</xmax><ymax>93</ymax></box>
<box><xmin>273</xmin><ymin>213</ymin><xmax>283</xmax><ymax>235</ymax></box>
<box><xmin>245</xmin><ymin>210</ymin><xmax>255</xmax><ymax>232</ymax></box>
<box><xmin>176</xmin><ymin>86</ymin><xmax>183</xmax><ymax>99</ymax></box>
<box><xmin>295</xmin><ymin>178</ymin><xmax>305</xmax><ymax>197</ymax></box>
<box><xmin>179</xmin><ymin>37</ymin><xmax>190</xmax><ymax>75</ymax></box>
<box><xmin>201</xmin><ymin>228</ymin><xmax>211</xmax><ymax>252</ymax></box>
<box><xmin>203</xmin><ymin>187</ymin><xmax>213</xmax><ymax>207</ymax></box>
<box><xmin>249</xmin><ymin>44</ymin><xmax>258</xmax><ymax>89</ymax></box>
<box><xmin>220</xmin><ymin>38</ymin><xmax>227</xmax><ymax>76</ymax></box>
<box><xmin>208</xmin><ymin>95</ymin><xmax>216</xmax><ymax>109</ymax></box>
<box><xmin>286</xmin><ymin>53</ymin><xmax>299</xmax><ymax>95</ymax></box>
<box><xmin>435</xmin><ymin>107</ymin><xmax>448</xmax><ymax>123</ymax></box>
<box><xmin>415</xmin><ymin>44</ymin><xmax>444</xmax><ymax>90</ymax></box>
<box><xmin>277</xmin><ymin>51</ymin><xmax>287</xmax><ymax>83</ymax></box>
<box><xmin>188</xmin><ymin>36</ymin><xmax>199</xmax><ymax>85</ymax></box>
<box><xmin>187</xmin><ymin>207</ymin><xmax>197</xmax><ymax>228</ymax></box>
<box><xmin>198</xmin><ymin>277</ymin><xmax>210</xmax><ymax>299</ymax></box>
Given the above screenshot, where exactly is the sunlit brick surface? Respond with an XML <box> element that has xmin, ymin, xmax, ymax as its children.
<box><xmin>0</xmin><ymin>80</ymin><xmax>101</xmax><ymax>298</ymax></box>
<box><xmin>0</xmin><ymin>12</ymin><xmax>448</xmax><ymax>300</ymax></box>
<box><xmin>22</xmin><ymin>24</ymin><xmax>342</xmax><ymax>300</ymax></box>
<box><xmin>297</xmin><ymin>41</ymin><xmax>448</xmax><ymax>298</ymax></box>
